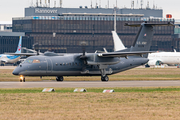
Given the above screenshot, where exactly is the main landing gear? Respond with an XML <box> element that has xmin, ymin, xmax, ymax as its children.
<box><xmin>101</xmin><ymin>75</ymin><xmax>109</xmax><ymax>82</ymax></box>
<box><xmin>19</xmin><ymin>75</ymin><xmax>25</xmax><ymax>82</ymax></box>
<box><xmin>56</xmin><ymin>76</ymin><xmax>64</xmax><ymax>82</ymax></box>
<box><xmin>100</xmin><ymin>67</ymin><xmax>109</xmax><ymax>82</ymax></box>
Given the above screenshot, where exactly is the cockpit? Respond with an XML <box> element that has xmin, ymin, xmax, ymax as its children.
<box><xmin>23</xmin><ymin>59</ymin><xmax>41</xmax><ymax>64</ymax></box>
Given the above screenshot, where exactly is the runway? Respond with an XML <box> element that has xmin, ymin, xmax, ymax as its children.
<box><xmin>0</xmin><ymin>81</ymin><xmax>180</xmax><ymax>88</ymax></box>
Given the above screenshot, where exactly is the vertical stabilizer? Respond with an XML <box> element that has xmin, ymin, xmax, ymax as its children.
<box><xmin>112</xmin><ymin>31</ymin><xmax>126</xmax><ymax>51</ymax></box>
<box><xmin>124</xmin><ymin>22</ymin><xmax>174</xmax><ymax>52</ymax></box>
<box><xmin>129</xmin><ymin>23</ymin><xmax>153</xmax><ymax>52</ymax></box>
<box><xmin>15</xmin><ymin>36</ymin><xmax>22</xmax><ymax>53</ymax></box>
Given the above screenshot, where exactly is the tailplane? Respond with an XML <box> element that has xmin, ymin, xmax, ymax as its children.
<box><xmin>124</xmin><ymin>22</ymin><xmax>174</xmax><ymax>52</ymax></box>
<box><xmin>15</xmin><ymin>36</ymin><xmax>22</xmax><ymax>53</ymax></box>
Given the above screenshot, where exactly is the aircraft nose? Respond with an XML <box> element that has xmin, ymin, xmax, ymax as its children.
<box><xmin>12</xmin><ymin>69</ymin><xmax>19</xmax><ymax>75</ymax></box>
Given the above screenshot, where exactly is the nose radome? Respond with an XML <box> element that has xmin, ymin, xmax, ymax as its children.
<box><xmin>12</xmin><ymin>69</ymin><xmax>19</xmax><ymax>75</ymax></box>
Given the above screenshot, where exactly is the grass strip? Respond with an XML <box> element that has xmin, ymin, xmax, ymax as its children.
<box><xmin>1</xmin><ymin>87</ymin><xmax>180</xmax><ymax>94</ymax></box>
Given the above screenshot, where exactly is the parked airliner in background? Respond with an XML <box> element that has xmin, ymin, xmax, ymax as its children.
<box><xmin>12</xmin><ymin>22</ymin><xmax>173</xmax><ymax>82</ymax></box>
<box><xmin>148</xmin><ymin>50</ymin><xmax>180</xmax><ymax>66</ymax></box>
<box><xmin>0</xmin><ymin>36</ymin><xmax>22</xmax><ymax>65</ymax></box>
<box><xmin>112</xmin><ymin>31</ymin><xmax>126</xmax><ymax>51</ymax></box>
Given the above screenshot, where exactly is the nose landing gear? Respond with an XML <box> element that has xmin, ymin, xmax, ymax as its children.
<box><xmin>19</xmin><ymin>75</ymin><xmax>25</xmax><ymax>82</ymax></box>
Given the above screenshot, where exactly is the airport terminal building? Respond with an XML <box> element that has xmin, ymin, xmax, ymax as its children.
<box><xmin>0</xmin><ymin>23</ymin><xmax>33</xmax><ymax>54</ymax></box>
<box><xmin>1</xmin><ymin>6</ymin><xmax>179</xmax><ymax>53</ymax></box>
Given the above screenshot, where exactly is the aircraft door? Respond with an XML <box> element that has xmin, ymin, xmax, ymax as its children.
<box><xmin>46</xmin><ymin>58</ymin><xmax>52</xmax><ymax>73</ymax></box>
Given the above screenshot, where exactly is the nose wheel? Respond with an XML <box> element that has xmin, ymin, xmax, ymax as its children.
<box><xmin>56</xmin><ymin>76</ymin><xmax>64</xmax><ymax>82</ymax></box>
<box><xmin>20</xmin><ymin>75</ymin><xmax>25</xmax><ymax>82</ymax></box>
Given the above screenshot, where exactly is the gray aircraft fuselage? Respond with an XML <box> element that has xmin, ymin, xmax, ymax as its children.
<box><xmin>13</xmin><ymin>53</ymin><xmax>148</xmax><ymax>77</ymax></box>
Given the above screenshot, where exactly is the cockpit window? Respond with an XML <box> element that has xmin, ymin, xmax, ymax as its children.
<box><xmin>23</xmin><ymin>59</ymin><xmax>33</xmax><ymax>64</ymax></box>
<box><xmin>23</xmin><ymin>59</ymin><xmax>40</xmax><ymax>64</ymax></box>
<box><xmin>33</xmin><ymin>60</ymin><xmax>40</xmax><ymax>63</ymax></box>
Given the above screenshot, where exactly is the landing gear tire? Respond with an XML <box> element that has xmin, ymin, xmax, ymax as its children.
<box><xmin>20</xmin><ymin>78</ymin><xmax>25</xmax><ymax>82</ymax></box>
<box><xmin>20</xmin><ymin>76</ymin><xmax>25</xmax><ymax>82</ymax></box>
<box><xmin>101</xmin><ymin>75</ymin><xmax>109</xmax><ymax>82</ymax></box>
<box><xmin>56</xmin><ymin>76</ymin><xmax>63</xmax><ymax>82</ymax></box>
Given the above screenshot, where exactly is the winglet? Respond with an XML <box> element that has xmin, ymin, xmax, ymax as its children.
<box><xmin>112</xmin><ymin>31</ymin><xmax>126</xmax><ymax>51</ymax></box>
<box><xmin>15</xmin><ymin>36</ymin><xmax>22</xmax><ymax>53</ymax></box>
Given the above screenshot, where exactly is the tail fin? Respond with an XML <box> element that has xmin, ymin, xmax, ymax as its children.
<box><xmin>125</xmin><ymin>22</ymin><xmax>174</xmax><ymax>52</ymax></box>
<box><xmin>15</xmin><ymin>36</ymin><xmax>22</xmax><ymax>53</ymax></box>
<box><xmin>112</xmin><ymin>31</ymin><xmax>126</xmax><ymax>51</ymax></box>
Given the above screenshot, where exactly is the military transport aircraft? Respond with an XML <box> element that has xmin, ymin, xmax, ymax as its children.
<box><xmin>12</xmin><ymin>22</ymin><xmax>174</xmax><ymax>82</ymax></box>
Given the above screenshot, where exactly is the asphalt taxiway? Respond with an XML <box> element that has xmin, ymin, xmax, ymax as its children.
<box><xmin>0</xmin><ymin>81</ymin><xmax>180</xmax><ymax>88</ymax></box>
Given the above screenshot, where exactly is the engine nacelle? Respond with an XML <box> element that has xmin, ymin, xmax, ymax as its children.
<box><xmin>148</xmin><ymin>59</ymin><xmax>162</xmax><ymax>66</ymax></box>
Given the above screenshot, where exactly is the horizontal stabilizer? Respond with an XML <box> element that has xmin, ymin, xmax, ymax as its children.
<box><xmin>98</xmin><ymin>51</ymin><xmax>154</xmax><ymax>58</ymax></box>
<box><xmin>125</xmin><ymin>22</ymin><xmax>174</xmax><ymax>27</ymax></box>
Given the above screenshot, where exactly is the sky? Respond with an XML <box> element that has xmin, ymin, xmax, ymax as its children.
<box><xmin>0</xmin><ymin>0</ymin><xmax>180</xmax><ymax>23</ymax></box>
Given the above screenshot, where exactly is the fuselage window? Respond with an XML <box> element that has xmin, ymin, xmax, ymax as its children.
<box><xmin>75</xmin><ymin>63</ymin><xmax>77</xmax><ymax>65</ymax></box>
<box><xmin>63</xmin><ymin>63</ymin><xmax>65</xmax><ymax>66</ymax></box>
<box><xmin>66</xmin><ymin>63</ymin><xmax>68</xmax><ymax>65</ymax></box>
<box><xmin>60</xmin><ymin>63</ymin><xmax>62</xmax><ymax>66</ymax></box>
<box><xmin>33</xmin><ymin>60</ymin><xmax>40</xmax><ymax>63</ymax></box>
<box><xmin>56</xmin><ymin>63</ymin><xmax>58</xmax><ymax>66</ymax></box>
<box><xmin>69</xmin><ymin>63</ymin><xmax>71</xmax><ymax>66</ymax></box>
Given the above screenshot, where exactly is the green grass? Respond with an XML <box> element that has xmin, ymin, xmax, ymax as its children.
<box><xmin>1</xmin><ymin>87</ymin><xmax>180</xmax><ymax>94</ymax></box>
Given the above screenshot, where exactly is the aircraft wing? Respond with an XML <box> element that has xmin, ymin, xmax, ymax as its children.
<box><xmin>97</xmin><ymin>51</ymin><xmax>154</xmax><ymax>58</ymax></box>
<box><xmin>4</xmin><ymin>53</ymin><xmax>38</xmax><ymax>57</ymax></box>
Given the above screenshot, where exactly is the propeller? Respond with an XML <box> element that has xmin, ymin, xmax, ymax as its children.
<box><xmin>33</xmin><ymin>43</ymin><xmax>41</xmax><ymax>55</ymax></box>
<box><xmin>80</xmin><ymin>41</ymin><xmax>88</xmax><ymax>63</ymax></box>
